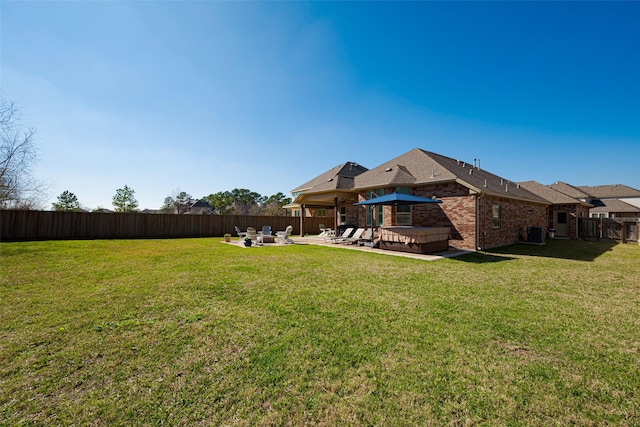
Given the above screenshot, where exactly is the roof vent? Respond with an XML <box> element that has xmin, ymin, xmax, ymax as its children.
<box><xmin>462</xmin><ymin>162</ymin><xmax>466</xmax><ymax>168</ymax></box>
<box><xmin>484</xmin><ymin>179</ymin><xmax>487</xmax><ymax>188</ymax></box>
<box><xmin>505</xmin><ymin>183</ymin><xmax>509</xmax><ymax>192</ymax></box>
<box><xmin>327</xmin><ymin>178</ymin><xmax>333</xmax><ymax>182</ymax></box>
<box><xmin>469</xmin><ymin>169</ymin><xmax>473</xmax><ymax>175</ymax></box>
<box><xmin>431</xmin><ymin>169</ymin><xmax>435</xmax><ymax>178</ymax></box>
<box><xmin>385</xmin><ymin>167</ymin><xmax>393</xmax><ymax>172</ymax></box>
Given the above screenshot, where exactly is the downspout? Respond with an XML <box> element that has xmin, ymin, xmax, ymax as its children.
<box><xmin>476</xmin><ymin>193</ymin><xmax>485</xmax><ymax>251</ymax></box>
<box><xmin>475</xmin><ymin>195</ymin><xmax>480</xmax><ymax>250</ymax></box>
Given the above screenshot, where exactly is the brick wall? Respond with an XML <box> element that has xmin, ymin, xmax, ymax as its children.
<box><xmin>477</xmin><ymin>195</ymin><xmax>547</xmax><ymax>249</ymax></box>
<box><xmin>353</xmin><ymin>184</ymin><xmax>548</xmax><ymax>251</ymax></box>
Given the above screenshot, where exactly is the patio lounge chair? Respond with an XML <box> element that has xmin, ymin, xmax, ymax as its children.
<box><xmin>355</xmin><ymin>228</ymin><xmax>373</xmax><ymax>245</ymax></box>
<box><xmin>330</xmin><ymin>227</ymin><xmax>354</xmax><ymax>243</ymax></box>
<box><xmin>276</xmin><ymin>225</ymin><xmax>294</xmax><ymax>244</ymax></box>
<box><xmin>340</xmin><ymin>227</ymin><xmax>365</xmax><ymax>244</ymax></box>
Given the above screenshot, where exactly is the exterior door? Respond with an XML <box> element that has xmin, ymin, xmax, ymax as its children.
<box><xmin>554</xmin><ymin>211</ymin><xmax>570</xmax><ymax>238</ymax></box>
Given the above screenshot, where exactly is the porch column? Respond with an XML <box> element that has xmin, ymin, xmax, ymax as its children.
<box><xmin>334</xmin><ymin>197</ymin><xmax>338</xmax><ymax>232</ymax></box>
<box><xmin>300</xmin><ymin>204</ymin><xmax>305</xmax><ymax>237</ymax></box>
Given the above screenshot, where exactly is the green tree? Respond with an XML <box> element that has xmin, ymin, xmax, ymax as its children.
<box><xmin>230</xmin><ymin>188</ymin><xmax>265</xmax><ymax>215</ymax></box>
<box><xmin>262</xmin><ymin>192</ymin><xmax>292</xmax><ymax>216</ymax></box>
<box><xmin>202</xmin><ymin>191</ymin><xmax>233</xmax><ymax>215</ymax></box>
<box><xmin>112</xmin><ymin>185</ymin><xmax>138</xmax><ymax>212</ymax></box>
<box><xmin>52</xmin><ymin>190</ymin><xmax>81</xmax><ymax>211</ymax></box>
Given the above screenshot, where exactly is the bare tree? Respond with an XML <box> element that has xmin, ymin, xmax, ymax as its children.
<box><xmin>0</xmin><ymin>98</ymin><xmax>48</xmax><ymax>209</ymax></box>
<box><xmin>161</xmin><ymin>189</ymin><xmax>192</xmax><ymax>214</ymax></box>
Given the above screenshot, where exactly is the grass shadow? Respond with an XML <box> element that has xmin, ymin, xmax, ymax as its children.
<box><xmin>450</xmin><ymin>252</ymin><xmax>517</xmax><ymax>264</ymax></box>
<box><xmin>483</xmin><ymin>239</ymin><xmax>620</xmax><ymax>262</ymax></box>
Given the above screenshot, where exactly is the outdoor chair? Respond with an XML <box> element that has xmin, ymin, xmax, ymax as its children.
<box><xmin>246</xmin><ymin>227</ymin><xmax>263</xmax><ymax>245</ymax></box>
<box><xmin>318</xmin><ymin>224</ymin><xmax>334</xmax><ymax>237</ymax></box>
<box><xmin>276</xmin><ymin>225</ymin><xmax>294</xmax><ymax>244</ymax></box>
<box><xmin>341</xmin><ymin>227</ymin><xmax>367</xmax><ymax>244</ymax></box>
<box><xmin>355</xmin><ymin>228</ymin><xmax>374</xmax><ymax>245</ymax></box>
<box><xmin>339</xmin><ymin>227</ymin><xmax>365</xmax><ymax>244</ymax></box>
<box><xmin>261</xmin><ymin>225</ymin><xmax>272</xmax><ymax>236</ymax></box>
<box><xmin>330</xmin><ymin>227</ymin><xmax>354</xmax><ymax>243</ymax></box>
<box><xmin>235</xmin><ymin>226</ymin><xmax>248</xmax><ymax>241</ymax></box>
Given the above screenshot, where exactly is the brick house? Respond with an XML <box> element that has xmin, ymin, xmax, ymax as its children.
<box><xmin>518</xmin><ymin>181</ymin><xmax>592</xmax><ymax>239</ymax></box>
<box><xmin>351</xmin><ymin>149</ymin><xmax>549</xmax><ymax>251</ymax></box>
<box><xmin>288</xmin><ymin>148</ymin><xmax>550</xmax><ymax>251</ymax></box>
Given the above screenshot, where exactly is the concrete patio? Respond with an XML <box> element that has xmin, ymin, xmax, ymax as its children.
<box><xmin>227</xmin><ymin>235</ymin><xmax>470</xmax><ymax>261</ymax></box>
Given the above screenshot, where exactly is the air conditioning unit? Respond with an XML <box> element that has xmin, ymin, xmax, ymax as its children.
<box><xmin>527</xmin><ymin>226</ymin><xmax>545</xmax><ymax>244</ymax></box>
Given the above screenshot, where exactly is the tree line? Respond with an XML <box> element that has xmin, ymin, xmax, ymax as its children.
<box><xmin>52</xmin><ymin>187</ymin><xmax>291</xmax><ymax>215</ymax></box>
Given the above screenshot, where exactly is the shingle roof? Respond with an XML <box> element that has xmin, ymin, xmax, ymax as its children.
<box><xmin>577</xmin><ymin>184</ymin><xmax>640</xmax><ymax>199</ymax></box>
<box><xmin>518</xmin><ymin>181</ymin><xmax>587</xmax><ymax>205</ymax></box>
<box><xmin>548</xmin><ymin>182</ymin><xmax>592</xmax><ymax>199</ymax></box>
<box><xmin>353</xmin><ymin>148</ymin><xmax>548</xmax><ymax>204</ymax></box>
<box><xmin>589</xmin><ymin>199</ymin><xmax>640</xmax><ymax>213</ymax></box>
<box><xmin>291</xmin><ymin>162</ymin><xmax>368</xmax><ymax>194</ymax></box>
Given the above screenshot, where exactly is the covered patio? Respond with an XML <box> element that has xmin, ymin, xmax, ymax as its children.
<box><xmin>285</xmin><ymin>190</ymin><xmax>360</xmax><ymax>237</ymax></box>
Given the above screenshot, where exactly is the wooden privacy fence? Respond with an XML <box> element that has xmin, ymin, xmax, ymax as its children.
<box><xmin>578</xmin><ymin>217</ymin><xmax>640</xmax><ymax>244</ymax></box>
<box><xmin>0</xmin><ymin>210</ymin><xmax>332</xmax><ymax>241</ymax></box>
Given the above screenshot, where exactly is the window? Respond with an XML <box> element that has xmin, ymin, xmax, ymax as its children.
<box><xmin>294</xmin><ymin>209</ymin><xmax>301</xmax><ymax>217</ymax></box>
<box><xmin>492</xmin><ymin>205</ymin><xmax>501</xmax><ymax>228</ymax></box>
<box><xmin>318</xmin><ymin>208</ymin><xmax>326</xmax><ymax>217</ymax></box>
<box><xmin>557</xmin><ymin>212</ymin><xmax>568</xmax><ymax>224</ymax></box>
<box><xmin>340</xmin><ymin>206</ymin><xmax>346</xmax><ymax>224</ymax></box>
<box><xmin>366</xmin><ymin>189</ymin><xmax>384</xmax><ymax>226</ymax></box>
<box><xmin>396</xmin><ymin>187</ymin><xmax>412</xmax><ymax>226</ymax></box>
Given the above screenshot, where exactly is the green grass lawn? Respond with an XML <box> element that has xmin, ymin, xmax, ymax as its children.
<box><xmin>1</xmin><ymin>238</ymin><xmax>639</xmax><ymax>425</ymax></box>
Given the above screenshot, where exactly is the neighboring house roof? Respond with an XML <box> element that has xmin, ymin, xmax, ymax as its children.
<box><xmin>188</xmin><ymin>199</ymin><xmax>212</xmax><ymax>209</ymax></box>
<box><xmin>548</xmin><ymin>181</ymin><xmax>593</xmax><ymax>199</ymax></box>
<box><xmin>353</xmin><ymin>148</ymin><xmax>549</xmax><ymax>204</ymax></box>
<box><xmin>291</xmin><ymin>162</ymin><xmax>368</xmax><ymax>194</ymax></box>
<box><xmin>518</xmin><ymin>181</ymin><xmax>591</xmax><ymax>206</ymax></box>
<box><xmin>589</xmin><ymin>199</ymin><xmax>640</xmax><ymax>214</ymax></box>
<box><xmin>577</xmin><ymin>184</ymin><xmax>640</xmax><ymax>199</ymax></box>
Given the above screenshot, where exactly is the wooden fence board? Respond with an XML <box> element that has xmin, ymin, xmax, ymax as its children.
<box><xmin>1</xmin><ymin>210</ymin><xmax>332</xmax><ymax>241</ymax></box>
<box><xmin>578</xmin><ymin>217</ymin><xmax>640</xmax><ymax>243</ymax></box>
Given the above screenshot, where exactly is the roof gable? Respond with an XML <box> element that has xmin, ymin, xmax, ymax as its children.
<box><xmin>549</xmin><ymin>182</ymin><xmax>592</xmax><ymax>199</ymax></box>
<box><xmin>518</xmin><ymin>181</ymin><xmax>588</xmax><ymax>205</ymax></box>
<box><xmin>291</xmin><ymin>162</ymin><xmax>368</xmax><ymax>194</ymax></box>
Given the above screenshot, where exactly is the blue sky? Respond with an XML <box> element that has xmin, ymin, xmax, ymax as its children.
<box><xmin>2</xmin><ymin>1</ymin><xmax>639</xmax><ymax>210</ymax></box>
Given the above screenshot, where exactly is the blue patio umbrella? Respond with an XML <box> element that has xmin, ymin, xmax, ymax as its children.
<box><xmin>354</xmin><ymin>192</ymin><xmax>442</xmax><ymax>243</ymax></box>
<box><xmin>354</xmin><ymin>192</ymin><xmax>442</xmax><ymax>206</ymax></box>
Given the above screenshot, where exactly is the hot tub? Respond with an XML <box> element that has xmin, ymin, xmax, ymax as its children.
<box><xmin>379</xmin><ymin>226</ymin><xmax>450</xmax><ymax>254</ymax></box>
